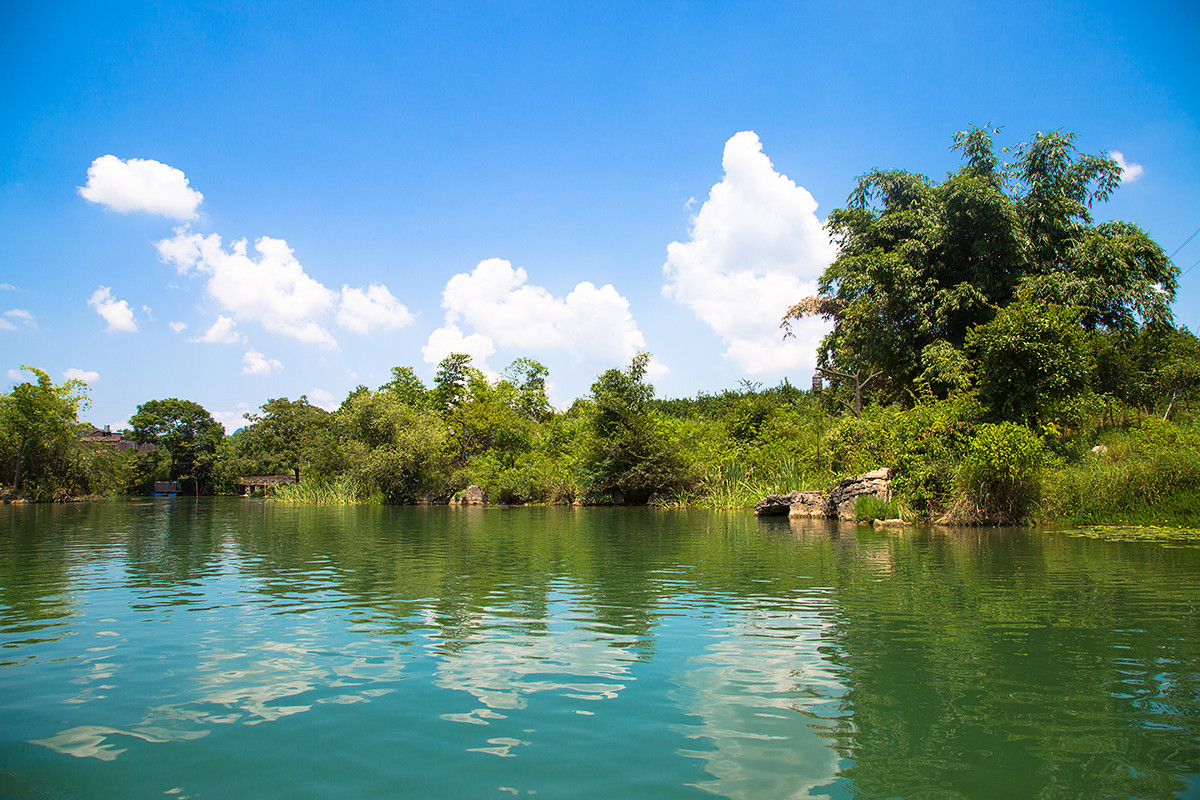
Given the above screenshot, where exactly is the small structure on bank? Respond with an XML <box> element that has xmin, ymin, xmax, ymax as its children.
<box><xmin>754</xmin><ymin>467</ymin><xmax>895</xmax><ymax>520</ymax></box>
<box><xmin>152</xmin><ymin>481</ymin><xmax>182</xmax><ymax>497</ymax></box>
<box><xmin>236</xmin><ymin>474</ymin><xmax>298</xmax><ymax>496</ymax></box>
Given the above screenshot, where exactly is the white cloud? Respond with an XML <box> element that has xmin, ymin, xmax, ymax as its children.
<box><xmin>212</xmin><ymin>405</ymin><xmax>251</xmax><ymax>434</ymax></box>
<box><xmin>1</xmin><ymin>309</ymin><xmax>36</xmax><ymax>331</ymax></box>
<box><xmin>425</xmin><ymin>258</ymin><xmax>648</xmax><ymax>371</ymax></box>
<box><xmin>0</xmin><ymin>283</ymin><xmax>18</xmax><ymax>291</ymax></box>
<box><xmin>88</xmin><ymin>286</ymin><xmax>138</xmax><ymax>333</ymax></box>
<box><xmin>63</xmin><ymin>368</ymin><xmax>99</xmax><ymax>382</ymax></box>
<box><xmin>169</xmin><ymin>321</ymin><xmax>188</xmax><ymax>333</ymax></box>
<box><xmin>6</xmin><ymin>369</ymin><xmax>22</xmax><ymax>381</ymax></box>
<box><xmin>421</xmin><ymin>323</ymin><xmax>498</xmax><ymax>372</ymax></box>
<box><xmin>78</xmin><ymin>155</ymin><xmax>203</xmax><ymax>219</ymax></box>
<box><xmin>157</xmin><ymin>230</ymin><xmax>340</xmax><ymax>349</ymax></box>
<box><xmin>191</xmin><ymin>315</ymin><xmax>243</xmax><ymax>345</ymax></box>
<box><xmin>1110</xmin><ymin>151</ymin><xmax>1144</xmax><ymax>183</ymax></box>
<box><xmin>337</xmin><ymin>283</ymin><xmax>415</xmax><ymax>334</ymax></box>
<box><xmin>308</xmin><ymin>388</ymin><xmax>338</xmax><ymax>411</ymax></box>
<box><xmin>662</xmin><ymin>131</ymin><xmax>837</xmax><ymax>374</ymax></box>
<box><xmin>242</xmin><ymin>349</ymin><xmax>283</xmax><ymax>376</ymax></box>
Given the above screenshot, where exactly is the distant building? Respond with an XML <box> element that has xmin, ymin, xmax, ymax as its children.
<box><xmin>79</xmin><ymin>425</ymin><xmax>157</xmax><ymax>454</ymax></box>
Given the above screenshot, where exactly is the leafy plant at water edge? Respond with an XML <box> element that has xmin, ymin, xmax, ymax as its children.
<box><xmin>947</xmin><ymin>422</ymin><xmax>1044</xmax><ymax>524</ymax></box>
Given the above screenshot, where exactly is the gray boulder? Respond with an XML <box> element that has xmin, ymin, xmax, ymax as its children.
<box><xmin>827</xmin><ymin>467</ymin><xmax>895</xmax><ymax>520</ymax></box>
<box><xmin>754</xmin><ymin>491</ymin><xmax>808</xmax><ymax>516</ymax></box>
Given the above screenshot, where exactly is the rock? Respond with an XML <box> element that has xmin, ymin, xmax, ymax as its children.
<box><xmin>456</xmin><ymin>484</ymin><xmax>486</xmax><ymax>505</ymax></box>
<box><xmin>826</xmin><ymin>467</ymin><xmax>895</xmax><ymax>520</ymax></box>
<box><xmin>755</xmin><ymin>491</ymin><xmax>809</xmax><ymax>516</ymax></box>
<box><xmin>755</xmin><ymin>467</ymin><xmax>896</xmax><ymax>520</ymax></box>
<box><xmin>873</xmin><ymin>518</ymin><xmax>908</xmax><ymax>528</ymax></box>
<box><xmin>787</xmin><ymin>492</ymin><xmax>830</xmax><ymax>517</ymax></box>
<box><xmin>1091</xmin><ymin>444</ymin><xmax>1109</xmax><ymax>456</ymax></box>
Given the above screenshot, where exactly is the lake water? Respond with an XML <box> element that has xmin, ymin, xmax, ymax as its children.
<box><xmin>1</xmin><ymin>499</ymin><xmax>1198</xmax><ymax>800</ymax></box>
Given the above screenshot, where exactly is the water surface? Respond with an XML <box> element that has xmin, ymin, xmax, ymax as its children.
<box><xmin>1</xmin><ymin>500</ymin><xmax>1198</xmax><ymax>799</ymax></box>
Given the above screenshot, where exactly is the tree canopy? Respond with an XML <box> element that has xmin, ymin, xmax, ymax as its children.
<box><xmin>784</xmin><ymin>126</ymin><xmax>1177</xmax><ymax>407</ymax></box>
<box><xmin>0</xmin><ymin>366</ymin><xmax>90</xmax><ymax>498</ymax></box>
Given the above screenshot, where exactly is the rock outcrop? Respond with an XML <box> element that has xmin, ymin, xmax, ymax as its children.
<box><xmin>754</xmin><ymin>468</ymin><xmax>896</xmax><ymax>520</ymax></box>
<box><xmin>451</xmin><ymin>484</ymin><xmax>486</xmax><ymax>505</ymax></box>
<box><xmin>754</xmin><ymin>491</ymin><xmax>824</xmax><ymax>517</ymax></box>
<box><xmin>825</xmin><ymin>467</ymin><xmax>895</xmax><ymax>520</ymax></box>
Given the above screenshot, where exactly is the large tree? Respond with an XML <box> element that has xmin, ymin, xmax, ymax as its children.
<box><xmin>783</xmin><ymin>126</ymin><xmax>1177</xmax><ymax>405</ymax></box>
<box><xmin>0</xmin><ymin>367</ymin><xmax>90</xmax><ymax>498</ymax></box>
<box><xmin>236</xmin><ymin>396</ymin><xmax>331</xmax><ymax>480</ymax></box>
<box><xmin>129</xmin><ymin>398</ymin><xmax>224</xmax><ymax>495</ymax></box>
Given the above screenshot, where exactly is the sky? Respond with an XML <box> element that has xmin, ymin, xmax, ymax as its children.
<box><xmin>2</xmin><ymin>0</ymin><xmax>1198</xmax><ymax>432</ymax></box>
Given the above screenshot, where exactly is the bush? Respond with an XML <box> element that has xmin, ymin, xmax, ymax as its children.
<box><xmin>854</xmin><ymin>494</ymin><xmax>901</xmax><ymax>522</ymax></box>
<box><xmin>946</xmin><ymin>422</ymin><xmax>1043</xmax><ymax>524</ymax></box>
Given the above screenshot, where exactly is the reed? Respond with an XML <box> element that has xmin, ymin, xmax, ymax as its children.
<box><xmin>268</xmin><ymin>475</ymin><xmax>382</xmax><ymax>505</ymax></box>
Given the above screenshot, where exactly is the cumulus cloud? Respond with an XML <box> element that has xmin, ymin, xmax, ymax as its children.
<box><xmin>156</xmin><ymin>229</ymin><xmax>412</xmax><ymax>350</ymax></box>
<box><xmin>1110</xmin><ymin>151</ymin><xmax>1144</xmax><ymax>183</ymax></box>
<box><xmin>79</xmin><ymin>155</ymin><xmax>203</xmax><ymax>219</ymax></box>
<box><xmin>63</xmin><ymin>368</ymin><xmax>99</xmax><ymax>382</ymax></box>
<box><xmin>337</xmin><ymin>283</ymin><xmax>415</xmax><ymax>334</ymax></box>
<box><xmin>88</xmin><ymin>286</ymin><xmax>138</xmax><ymax>333</ymax></box>
<box><xmin>191</xmin><ymin>315</ymin><xmax>243</xmax><ymax>345</ymax></box>
<box><xmin>157</xmin><ymin>230</ymin><xmax>340</xmax><ymax>348</ymax></box>
<box><xmin>424</xmin><ymin>258</ymin><xmax>648</xmax><ymax>371</ymax></box>
<box><xmin>169</xmin><ymin>321</ymin><xmax>188</xmax><ymax>333</ymax></box>
<box><xmin>662</xmin><ymin>131</ymin><xmax>837</xmax><ymax>374</ymax></box>
<box><xmin>1</xmin><ymin>309</ymin><xmax>36</xmax><ymax>331</ymax></box>
<box><xmin>308</xmin><ymin>388</ymin><xmax>338</xmax><ymax>411</ymax></box>
<box><xmin>242</xmin><ymin>349</ymin><xmax>283</xmax><ymax>376</ymax></box>
<box><xmin>422</xmin><ymin>323</ymin><xmax>498</xmax><ymax>371</ymax></box>
<box><xmin>212</xmin><ymin>404</ymin><xmax>251</xmax><ymax>434</ymax></box>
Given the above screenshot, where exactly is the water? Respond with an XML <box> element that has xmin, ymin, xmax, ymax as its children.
<box><xmin>1</xmin><ymin>499</ymin><xmax>1198</xmax><ymax>799</ymax></box>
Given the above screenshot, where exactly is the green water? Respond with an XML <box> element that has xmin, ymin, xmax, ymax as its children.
<box><xmin>1</xmin><ymin>500</ymin><xmax>1197</xmax><ymax>799</ymax></box>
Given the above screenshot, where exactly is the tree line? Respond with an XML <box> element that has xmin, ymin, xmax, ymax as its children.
<box><xmin>3</xmin><ymin>126</ymin><xmax>1198</xmax><ymax>522</ymax></box>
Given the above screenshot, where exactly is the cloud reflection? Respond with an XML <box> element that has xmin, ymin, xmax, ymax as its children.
<box><xmin>674</xmin><ymin>602</ymin><xmax>846</xmax><ymax>799</ymax></box>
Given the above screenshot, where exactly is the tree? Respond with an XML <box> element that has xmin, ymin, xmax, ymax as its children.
<box><xmin>503</xmin><ymin>357</ymin><xmax>551</xmax><ymax>422</ymax></box>
<box><xmin>964</xmin><ymin>296</ymin><xmax>1093</xmax><ymax>428</ymax></box>
<box><xmin>0</xmin><ymin>367</ymin><xmax>90</xmax><ymax>499</ymax></box>
<box><xmin>335</xmin><ymin>389</ymin><xmax>449</xmax><ymax>502</ymax></box>
<box><xmin>238</xmin><ymin>396</ymin><xmax>331</xmax><ymax>480</ymax></box>
<box><xmin>382</xmin><ymin>366</ymin><xmax>429</xmax><ymax>408</ymax></box>
<box><xmin>129</xmin><ymin>399</ymin><xmax>224</xmax><ymax>495</ymax></box>
<box><xmin>584</xmin><ymin>353</ymin><xmax>690</xmax><ymax>504</ymax></box>
<box><xmin>783</xmin><ymin>126</ymin><xmax>1176</xmax><ymax>405</ymax></box>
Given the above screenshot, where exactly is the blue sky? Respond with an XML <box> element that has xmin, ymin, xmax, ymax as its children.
<box><xmin>3</xmin><ymin>0</ymin><xmax>1198</xmax><ymax>431</ymax></box>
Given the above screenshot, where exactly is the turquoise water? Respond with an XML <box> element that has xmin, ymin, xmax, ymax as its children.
<box><xmin>1</xmin><ymin>499</ymin><xmax>1198</xmax><ymax>799</ymax></box>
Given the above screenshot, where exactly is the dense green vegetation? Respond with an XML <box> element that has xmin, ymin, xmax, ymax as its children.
<box><xmin>3</xmin><ymin>127</ymin><xmax>1195</xmax><ymax>525</ymax></box>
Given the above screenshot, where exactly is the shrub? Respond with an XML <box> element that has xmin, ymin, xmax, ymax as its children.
<box><xmin>854</xmin><ymin>494</ymin><xmax>901</xmax><ymax>522</ymax></box>
<box><xmin>946</xmin><ymin>422</ymin><xmax>1043</xmax><ymax>524</ymax></box>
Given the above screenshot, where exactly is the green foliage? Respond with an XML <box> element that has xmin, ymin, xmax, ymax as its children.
<box><xmin>269</xmin><ymin>474</ymin><xmax>381</xmax><ymax>505</ymax></box>
<box><xmin>336</xmin><ymin>389</ymin><xmax>449</xmax><ymax>503</ymax></box>
<box><xmin>854</xmin><ymin>494</ymin><xmax>900</xmax><ymax>523</ymax></box>
<box><xmin>1039</xmin><ymin>418</ymin><xmax>1200</xmax><ymax>526</ymax></box>
<box><xmin>129</xmin><ymin>398</ymin><xmax>224</xmax><ymax>495</ymax></box>
<box><xmin>583</xmin><ymin>353</ymin><xmax>694</xmax><ymax>504</ymax></box>
<box><xmin>949</xmin><ymin>422</ymin><xmax>1044</xmax><ymax>524</ymax></box>
<box><xmin>965</xmin><ymin>296</ymin><xmax>1093</xmax><ymax>428</ymax></box>
<box><xmin>0</xmin><ymin>367</ymin><xmax>91</xmax><ymax>499</ymax></box>
<box><xmin>789</xmin><ymin>126</ymin><xmax>1175</xmax><ymax>408</ymax></box>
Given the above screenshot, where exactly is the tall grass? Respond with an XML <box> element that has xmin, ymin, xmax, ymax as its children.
<box><xmin>268</xmin><ymin>474</ymin><xmax>382</xmax><ymax>505</ymax></box>
<box><xmin>1037</xmin><ymin>420</ymin><xmax>1200</xmax><ymax>526</ymax></box>
<box><xmin>697</xmin><ymin>455</ymin><xmax>831</xmax><ymax>509</ymax></box>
